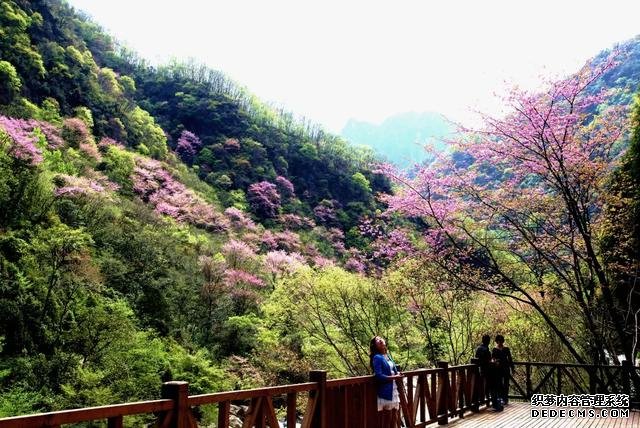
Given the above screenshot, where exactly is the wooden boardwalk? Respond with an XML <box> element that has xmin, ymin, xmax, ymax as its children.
<box><xmin>445</xmin><ymin>402</ymin><xmax>639</xmax><ymax>427</ymax></box>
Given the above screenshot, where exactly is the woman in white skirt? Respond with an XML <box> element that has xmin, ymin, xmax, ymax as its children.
<box><xmin>370</xmin><ymin>336</ymin><xmax>402</xmax><ymax>427</ymax></box>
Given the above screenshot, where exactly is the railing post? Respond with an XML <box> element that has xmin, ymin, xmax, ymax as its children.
<box><xmin>161</xmin><ymin>381</ymin><xmax>191</xmax><ymax>428</ymax></box>
<box><xmin>310</xmin><ymin>370</ymin><xmax>327</xmax><ymax>428</ymax></box>
<box><xmin>622</xmin><ymin>360</ymin><xmax>632</xmax><ymax>397</ymax></box>
<box><xmin>437</xmin><ymin>361</ymin><xmax>449</xmax><ymax>425</ymax></box>
<box><xmin>589</xmin><ymin>366</ymin><xmax>597</xmax><ymax>394</ymax></box>
<box><xmin>107</xmin><ymin>416</ymin><xmax>123</xmax><ymax>428</ymax></box>
<box><xmin>470</xmin><ymin>358</ymin><xmax>480</xmax><ymax>412</ymax></box>
<box><xmin>556</xmin><ymin>365</ymin><xmax>562</xmax><ymax>395</ymax></box>
<box><xmin>526</xmin><ymin>364</ymin><xmax>532</xmax><ymax>399</ymax></box>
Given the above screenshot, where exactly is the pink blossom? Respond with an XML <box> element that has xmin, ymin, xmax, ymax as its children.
<box><xmin>372</xmin><ymin>229</ymin><xmax>415</xmax><ymax>261</ymax></box>
<box><xmin>345</xmin><ymin>258</ymin><xmax>366</xmax><ymax>274</ymax></box>
<box><xmin>132</xmin><ymin>156</ymin><xmax>229</xmax><ymax>231</ymax></box>
<box><xmin>54</xmin><ymin>173</ymin><xmax>119</xmax><ymax>197</ymax></box>
<box><xmin>175</xmin><ymin>130</ymin><xmax>202</xmax><ymax>163</ymax></box>
<box><xmin>248</xmin><ymin>181</ymin><xmax>281</xmax><ymax>218</ymax></box>
<box><xmin>275</xmin><ymin>176</ymin><xmax>295</xmax><ymax>198</ymax></box>
<box><xmin>224</xmin><ymin>138</ymin><xmax>240</xmax><ymax>150</ymax></box>
<box><xmin>313</xmin><ymin>200</ymin><xmax>340</xmax><ymax>225</ymax></box>
<box><xmin>62</xmin><ymin>118</ymin><xmax>91</xmax><ymax>147</ymax></box>
<box><xmin>383</xmin><ymin>52</ymin><xmax>627</xmax><ymax>292</ymax></box>
<box><xmin>224</xmin><ymin>207</ymin><xmax>258</xmax><ymax>232</ymax></box>
<box><xmin>98</xmin><ymin>137</ymin><xmax>125</xmax><ymax>150</ymax></box>
<box><xmin>79</xmin><ymin>142</ymin><xmax>102</xmax><ymax>161</ymax></box>
<box><xmin>225</xmin><ymin>269</ymin><xmax>265</xmax><ymax>288</ymax></box>
<box><xmin>0</xmin><ymin>116</ymin><xmax>43</xmax><ymax>165</ymax></box>
<box><xmin>264</xmin><ymin>250</ymin><xmax>304</xmax><ymax>276</ymax></box>
<box><xmin>34</xmin><ymin>121</ymin><xmax>64</xmax><ymax>148</ymax></box>
<box><xmin>312</xmin><ymin>256</ymin><xmax>335</xmax><ymax>268</ymax></box>
<box><xmin>279</xmin><ymin>214</ymin><xmax>316</xmax><ymax>230</ymax></box>
<box><xmin>222</xmin><ymin>239</ymin><xmax>257</xmax><ymax>268</ymax></box>
<box><xmin>261</xmin><ymin>230</ymin><xmax>302</xmax><ymax>252</ymax></box>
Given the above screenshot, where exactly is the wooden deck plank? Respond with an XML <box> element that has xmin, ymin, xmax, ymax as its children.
<box><xmin>442</xmin><ymin>402</ymin><xmax>638</xmax><ymax>428</ymax></box>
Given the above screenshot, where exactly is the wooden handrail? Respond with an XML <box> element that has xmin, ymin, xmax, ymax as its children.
<box><xmin>0</xmin><ymin>399</ymin><xmax>174</xmax><ymax>427</ymax></box>
<box><xmin>508</xmin><ymin>361</ymin><xmax>640</xmax><ymax>406</ymax></box>
<box><xmin>4</xmin><ymin>361</ymin><xmax>636</xmax><ymax>427</ymax></box>
<box><xmin>189</xmin><ymin>381</ymin><xmax>317</xmax><ymax>406</ymax></box>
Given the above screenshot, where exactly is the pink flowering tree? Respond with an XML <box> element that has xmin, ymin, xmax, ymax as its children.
<box><xmin>313</xmin><ymin>199</ymin><xmax>340</xmax><ymax>226</ymax></box>
<box><xmin>53</xmin><ymin>173</ymin><xmax>119</xmax><ymax>198</ymax></box>
<box><xmin>62</xmin><ymin>117</ymin><xmax>92</xmax><ymax>148</ymax></box>
<box><xmin>222</xmin><ymin>239</ymin><xmax>257</xmax><ymax>269</ymax></box>
<box><xmin>384</xmin><ymin>53</ymin><xmax>634</xmax><ymax>365</ymax></box>
<box><xmin>0</xmin><ymin>116</ymin><xmax>44</xmax><ymax>165</ymax></box>
<box><xmin>132</xmin><ymin>157</ymin><xmax>229</xmax><ymax>231</ymax></box>
<box><xmin>175</xmin><ymin>130</ymin><xmax>202</xmax><ymax>164</ymax></box>
<box><xmin>224</xmin><ymin>268</ymin><xmax>266</xmax><ymax>313</ymax></box>
<box><xmin>275</xmin><ymin>175</ymin><xmax>295</xmax><ymax>199</ymax></box>
<box><xmin>263</xmin><ymin>250</ymin><xmax>304</xmax><ymax>287</ymax></box>
<box><xmin>247</xmin><ymin>181</ymin><xmax>281</xmax><ymax>218</ymax></box>
<box><xmin>260</xmin><ymin>230</ymin><xmax>302</xmax><ymax>252</ymax></box>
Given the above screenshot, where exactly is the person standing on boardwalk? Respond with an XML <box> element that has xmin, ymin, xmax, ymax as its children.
<box><xmin>370</xmin><ymin>336</ymin><xmax>402</xmax><ymax>427</ymax></box>
<box><xmin>492</xmin><ymin>334</ymin><xmax>514</xmax><ymax>406</ymax></box>
<box><xmin>474</xmin><ymin>335</ymin><xmax>494</xmax><ymax>406</ymax></box>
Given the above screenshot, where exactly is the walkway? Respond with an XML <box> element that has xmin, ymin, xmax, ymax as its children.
<box><xmin>447</xmin><ymin>402</ymin><xmax>639</xmax><ymax>427</ymax></box>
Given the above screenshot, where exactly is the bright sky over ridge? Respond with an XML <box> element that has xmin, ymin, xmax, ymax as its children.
<box><xmin>68</xmin><ymin>0</ymin><xmax>640</xmax><ymax>133</ymax></box>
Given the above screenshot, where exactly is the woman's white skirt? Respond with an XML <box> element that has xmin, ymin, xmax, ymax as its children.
<box><xmin>377</xmin><ymin>381</ymin><xmax>400</xmax><ymax>411</ymax></box>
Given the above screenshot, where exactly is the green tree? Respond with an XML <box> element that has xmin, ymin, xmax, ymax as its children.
<box><xmin>0</xmin><ymin>60</ymin><xmax>21</xmax><ymax>105</ymax></box>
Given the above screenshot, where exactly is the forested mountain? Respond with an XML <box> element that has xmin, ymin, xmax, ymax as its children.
<box><xmin>0</xmin><ymin>0</ymin><xmax>395</xmax><ymax>420</ymax></box>
<box><xmin>1</xmin><ymin>0</ymin><xmax>640</xmax><ymax>423</ymax></box>
<box><xmin>341</xmin><ymin>112</ymin><xmax>452</xmax><ymax>169</ymax></box>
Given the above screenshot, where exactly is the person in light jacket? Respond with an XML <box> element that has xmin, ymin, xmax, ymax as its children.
<box><xmin>370</xmin><ymin>336</ymin><xmax>402</xmax><ymax>427</ymax></box>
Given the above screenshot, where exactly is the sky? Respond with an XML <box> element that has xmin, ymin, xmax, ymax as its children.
<box><xmin>67</xmin><ymin>0</ymin><xmax>640</xmax><ymax>133</ymax></box>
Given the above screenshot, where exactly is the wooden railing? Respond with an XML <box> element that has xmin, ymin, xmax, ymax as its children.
<box><xmin>0</xmin><ymin>362</ymin><xmax>489</xmax><ymax>428</ymax></box>
<box><xmin>6</xmin><ymin>360</ymin><xmax>638</xmax><ymax>427</ymax></box>
<box><xmin>509</xmin><ymin>361</ymin><xmax>640</xmax><ymax>407</ymax></box>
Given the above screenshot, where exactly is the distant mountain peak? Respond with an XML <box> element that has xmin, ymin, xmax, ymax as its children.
<box><xmin>341</xmin><ymin>111</ymin><xmax>453</xmax><ymax>169</ymax></box>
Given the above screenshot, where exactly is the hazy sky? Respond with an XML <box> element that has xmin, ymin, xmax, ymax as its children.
<box><xmin>67</xmin><ymin>0</ymin><xmax>640</xmax><ymax>133</ymax></box>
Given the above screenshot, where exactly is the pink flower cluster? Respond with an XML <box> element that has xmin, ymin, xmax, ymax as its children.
<box><xmin>62</xmin><ymin>118</ymin><xmax>92</xmax><ymax>147</ymax></box>
<box><xmin>222</xmin><ymin>239</ymin><xmax>257</xmax><ymax>268</ymax></box>
<box><xmin>224</xmin><ymin>207</ymin><xmax>259</xmax><ymax>233</ymax></box>
<box><xmin>175</xmin><ymin>130</ymin><xmax>202</xmax><ymax>163</ymax></box>
<box><xmin>224</xmin><ymin>138</ymin><xmax>240</xmax><ymax>150</ymax></box>
<box><xmin>79</xmin><ymin>142</ymin><xmax>101</xmax><ymax>161</ymax></box>
<box><xmin>383</xmin><ymin>52</ymin><xmax>626</xmax><ymax>267</ymax></box>
<box><xmin>312</xmin><ymin>256</ymin><xmax>335</xmax><ymax>268</ymax></box>
<box><xmin>313</xmin><ymin>200</ymin><xmax>340</xmax><ymax>225</ymax></box>
<box><xmin>98</xmin><ymin>137</ymin><xmax>125</xmax><ymax>150</ymax></box>
<box><xmin>247</xmin><ymin>181</ymin><xmax>281</xmax><ymax>218</ymax></box>
<box><xmin>0</xmin><ymin>116</ymin><xmax>65</xmax><ymax>165</ymax></box>
<box><xmin>261</xmin><ymin>230</ymin><xmax>302</xmax><ymax>252</ymax></box>
<box><xmin>279</xmin><ymin>214</ymin><xmax>316</xmax><ymax>230</ymax></box>
<box><xmin>54</xmin><ymin>172</ymin><xmax>119</xmax><ymax>197</ymax></box>
<box><xmin>344</xmin><ymin>258</ymin><xmax>366</xmax><ymax>274</ymax></box>
<box><xmin>275</xmin><ymin>175</ymin><xmax>295</xmax><ymax>198</ymax></box>
<box><xmin>264</xmin><ymin>250</ymin><xmax>304</xmax><ymax>275</ymax></box>
<box><xmin>372</xmin><ymin>229</ymin><xmax>414</xmax><ymax>261</ymax></box>
<box><xmin>224</xmin><ymin>269</ymin><xmax>265</xmax><ymax>288</ymax></box>
<box><xmin>132</xmin><ymin>157</ymin><xmax>229</xmax><ymax>231</ymax></box>
<box><xmin>0</xmin><ymin>116</ymin><xmax>42</xmax><ymax>164</ymax></box>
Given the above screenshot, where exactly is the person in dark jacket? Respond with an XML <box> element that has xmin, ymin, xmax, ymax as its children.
<box><xmin>370</xmin><ymin>336</ymin><xmax>401</xmax><ymax>427</ymax></box>
<box><xmin>474</xmin><ymin>334</ymin><xmax>496</xmax><ymax>409</ymax></box>
<box><xmin>491</xmin><ymin>334</ymin><xmax>514</xmax><ymax>406</ymax></box>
